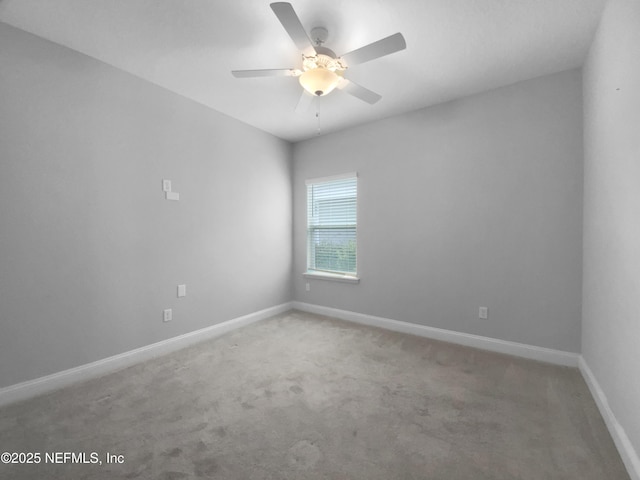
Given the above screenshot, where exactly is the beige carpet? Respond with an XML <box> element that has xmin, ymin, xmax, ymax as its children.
<box><xmin>0</xmin><ymin>310</ymin><xmax>630</xmax><ymax>479</ymax></box>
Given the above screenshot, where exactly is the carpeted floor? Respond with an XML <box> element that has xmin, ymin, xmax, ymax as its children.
<box><xmin>0</xmin><ymin>310</ymin><xmax>630</xmax><ymax>479</ymax></box>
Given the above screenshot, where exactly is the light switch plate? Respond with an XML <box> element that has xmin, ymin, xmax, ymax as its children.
<box><xmin>162</xmin><ymin>179</ymin><xmax>172</xmax><ymax>192</ymax></box>
<box><xmin>166</xmin><ymin>191</ymin><xmax>179</xmax><ymax>201</ymax></box>
<box><xmin>177</xmin><ymin>284</ymin><xmax>186</xmax><ymax>298</ymax></box>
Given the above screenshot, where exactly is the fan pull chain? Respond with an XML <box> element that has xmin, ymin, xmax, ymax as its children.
<box><xmin>316</xmin><ymin>97</ymin><xmax>321</xmax><ymax>135</ymax></box>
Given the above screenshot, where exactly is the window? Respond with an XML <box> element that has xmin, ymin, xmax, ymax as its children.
<box><xmin>306</xmin><ymin>173</ymin><xmax>358</xmax><ymax>280</ymax></box>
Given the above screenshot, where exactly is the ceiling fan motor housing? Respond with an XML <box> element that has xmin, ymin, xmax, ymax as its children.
<box><xmin>310</xmin><ymin>26</ymin><xmax>329</xmax><ymax>46</ymax></box>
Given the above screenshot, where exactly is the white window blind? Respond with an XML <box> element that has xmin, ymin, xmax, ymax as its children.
<box><xmin>306</xmin><ymin>174</ymin><xmax>357</xmax><ymax>276</ymax></box>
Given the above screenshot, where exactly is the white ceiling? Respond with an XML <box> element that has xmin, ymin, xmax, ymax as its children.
<box><xmin>0</xmin><ymin>0</ymin><xmax>607</xmax><ymax>142</ymax></box>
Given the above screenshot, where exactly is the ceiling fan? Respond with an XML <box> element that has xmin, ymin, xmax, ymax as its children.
<box><xmin>232</xmin><ymin>2</ymin><xmax>406</xmax><ymax>109</ymax></box>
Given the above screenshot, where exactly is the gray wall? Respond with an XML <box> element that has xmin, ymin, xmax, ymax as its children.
<box><xmin>582</xmin><ymin>0</ymin><xmax>640</xmax><ymax>458</ymax></box>
<box><xmin>0</xmin><ymin>23</ymin><xmax>292</xmax><ymax>388</ymax></box>
<box><xmin>293</xmin><ymin>69</ymin><xmax>584</xmax><ymax>352</ymax></box>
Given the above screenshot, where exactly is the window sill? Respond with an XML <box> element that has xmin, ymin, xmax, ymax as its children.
<box><xmin>303</xmin><ymin>271</ymin><xmax>360</xmax><ymax>284</ymax></box>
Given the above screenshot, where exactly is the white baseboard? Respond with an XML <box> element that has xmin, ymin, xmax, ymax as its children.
<box><xmin>0</xmin><ymin>302</ymin><xmax>292</xmax><ymax>408</ymax></box>
<box><xmin>579</xmin><ymin>357</ymin><xmax>640</xmax><ymax>480</ymax></box>
<box><xmin>292</xmin><ymin>302</ymin><xmax>579</xmax><ymax>367</ymax></box>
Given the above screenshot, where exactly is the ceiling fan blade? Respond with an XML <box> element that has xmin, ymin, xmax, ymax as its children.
<box><xmin>337</xmin><ymin>79</ymin><xmax>382</xmax><ymax>104</ymax></box>
<box><xmin>295</xmin><ymin>90</ymin><xmax>315</xmax><ymax>113</ymax></box>
<box><xmin>270</xmin><ymin>2</ymin><xmax>316</xmax><ymax>56</ymax></box>
<box><xmin>340</xmin><ymin>32</ymin><xmax>406</xmax><ymax>66</ymax></box>
<box><xmin>232</xmin><ymin>68</ymin><xmax>301</xmax><ymax>78</ymax></box>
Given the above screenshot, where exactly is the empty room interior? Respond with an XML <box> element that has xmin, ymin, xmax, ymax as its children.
<box><xmin>1</xmin><ymin>0</ymin><xmax>639</xmax><ymax>478</ymax></box>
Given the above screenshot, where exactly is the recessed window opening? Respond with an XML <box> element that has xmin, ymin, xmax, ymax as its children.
<box><xmin>306</xmin><ymin>173</ymin><xmax>357</xmax><ymax>277</ymax></box>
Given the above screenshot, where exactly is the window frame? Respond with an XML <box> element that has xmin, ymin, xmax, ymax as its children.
<box><xmin>304</xmin><ymin>172</ymin><xmax>359</xmax><ymax>283</ymax></box>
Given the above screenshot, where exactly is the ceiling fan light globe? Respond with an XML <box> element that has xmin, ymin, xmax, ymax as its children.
<box><xmin>299</xmin><ymin>68</ymin><xmax>340</xmax><ymax>97</ymax></box>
